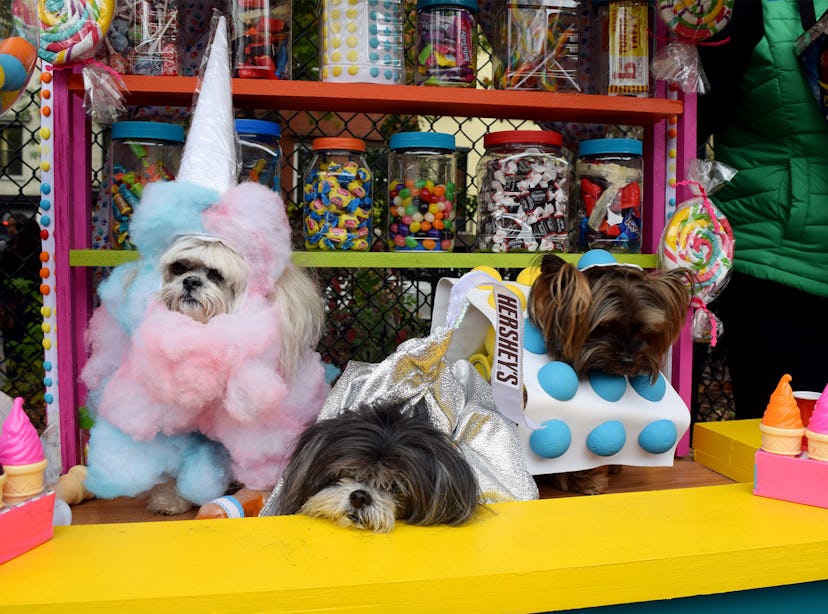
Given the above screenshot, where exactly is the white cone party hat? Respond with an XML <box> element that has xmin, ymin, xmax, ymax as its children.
<box><xmin>176</xmin><ymin>15</ymin><xmax>237</xmax><ymax>194</ymax></box>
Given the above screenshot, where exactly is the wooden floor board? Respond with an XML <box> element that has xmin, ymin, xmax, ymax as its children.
<box><xmin>69</xmin><ymin>456</ymin><xmax>733</xmax><ymax>525</ymax></box>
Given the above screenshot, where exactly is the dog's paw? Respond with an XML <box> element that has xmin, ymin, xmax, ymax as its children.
<box><xmin>146</xmin><ymin>481</ymin><xmax>195</xmax><ymax>515</ymax></box>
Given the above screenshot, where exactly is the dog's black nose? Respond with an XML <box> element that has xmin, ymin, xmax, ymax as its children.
<box><xmin>349</xmin><ymin>489</ymin><xmax>372</xmax><ymax>509</ymax></box>
<box><xmin>183</xmin><ymin>276</ymin><xmax>202</xmax><ymax>291</ymax></box>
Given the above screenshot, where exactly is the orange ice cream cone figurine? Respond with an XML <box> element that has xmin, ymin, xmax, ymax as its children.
<box><xmin>760</xmin><ymin>374</ymin><xmax>806</xmax><ymax>456</ymax></box>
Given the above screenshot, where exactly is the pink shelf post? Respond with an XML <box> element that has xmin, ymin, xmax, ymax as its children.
<box><xmin>52</xmin><ymin>68</ymin><xmax>93</xmax><ymax>469</ymax></box>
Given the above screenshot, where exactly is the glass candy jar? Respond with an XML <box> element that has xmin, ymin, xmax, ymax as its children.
<box><xmin>105</xmin><ymin>121</ymin><xmax>185</xmax><ymax>249</ymax></box>
<box><xmin>415</xmin><ymin>0</ymin><xmax>477</xmax><ymax>87</ymax></box>
<box><xmin>476</xmin><ymin>130</ymin><xmax>570</xmax><ymax>252</ymax></box>
<box><xmin>302</xmin><ymin>137</ymin><xmax>374</xmax><ymax>251</ymax></box>
<box><xmin>388</xmin><ymin>132</ymin><xmax>457</xmax><ymax>251</ymax></box>
<box><xmin>576</xmin><ymin>138</ymin><xmax>644</xmax><ymax>252</ymax></box>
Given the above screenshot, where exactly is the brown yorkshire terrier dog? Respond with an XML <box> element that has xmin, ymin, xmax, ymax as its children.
<box><xmin>528</xmin><ymin>254</ymin><xmax>693</xmax><ymax>494</ymax></box>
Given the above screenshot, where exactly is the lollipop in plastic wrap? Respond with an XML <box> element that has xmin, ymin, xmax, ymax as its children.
<box><xmin>652</xmin><ymin>0</ymin><xmax>734</xmax><ymax>93</ymax></box>
<box><xmin>658</xmin><ymin>160</ymin><xmax>736</xmax><ymax>345</ymax></box>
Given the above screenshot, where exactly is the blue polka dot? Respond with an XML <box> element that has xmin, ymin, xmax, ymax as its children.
<box><xmin>524</xmin><ymin>318</ymin><xmax>547</xmax><ymax>354</ymax></box>
<box><xmin>41</xmin><ymin>183</ymin><xmax>52</xmax><ymax>195</ymax></box>
<box><xmin>537</xmin><ymin>361</ymin><xmax>579</xmax><ymax>401</ymax></box>
<box><xmin>529</xmin><ymin>420</ymin><xmax>571</xmax><ymax>459</ymax></box>
<box><xmin>383</xmin><ymin>53</ymin><xmax>392</xmax><ymax>64</ymax></box>
<box><xmin>587</xmin><ymin>421</ymin><xmax>626</xmax><ymax>456</ymax></box>
<box><xmin>588</xmin><ymin>371</ymin><xmax>626</xmax><ymax>402</ymax></box>
<box><xmin>41</xmin><ymin>199</ymin><xmax>51</xmax><ymax>211</ymax></box>
<box><xmin>383</xmin><ymin>40</ymin><xmax>391</xmax><ymax>51</ymax></box>
<box><xmin>369</xmin><ymin>37</ymin><xmax>379</xmax><ymax>49</ymax></box>
<box><xmin>43</xmin><ymin>377</ymin><xmax>52</xmax><ymax>386</ymax></box>
<box><xmin>368</xmin><ymin>0</ymin><xmax>378</xmax><ymax>5</ymax></box>
<box><xmin>638</xmin><ymin>420</ymin><xmax>678</xmax><ymax>454</ymax></box>
<box><xmin>44</xmin><ymin>361</ymin><xmax>52</xmax><ymax>371</ymax></box>
<box><xmin>41</xmin><ymin>215</ymin><xmax>51</xmax><ymax>227</ymax></box>
<box><xmin>369</xmin><ymin>10</ymin><xmax>378</xmax><ymax>19</ymax></box>
<box><xmin>630</xmin><ymin>373</ymin><xmax>667</xmax><ymax>402</ymax></box>
<box><xmin>369</xmin><ymin>24</ymin><xmax>377</xmax><ymax>34</ymax></box>
<box><xmin>577</xmin><ymin>249</ymin><xmax>617</xmax><ymax>270</ymax></box>
<box><xmin>369</xmin><ymin>52</ymin><xmax>380</xmax><ymax>62</ymax></box>
<box><xmin>370</xmin><ymin>67</ymin><xmax>379</xmax><ymax>77</ymax></box>
<box><xmin>384</xmin><ymin>69</ymin><xmax>393</xmax><ymax>81</ymax></box>
<box><xmin>669</xmin><ymin>197</ymin><xmax>676</xmax><ymax>207</ymax></box>
<box><xmin>45</xmin><ymin>393</ymin><xmax>53</xmax><ymax>404</ymax></box>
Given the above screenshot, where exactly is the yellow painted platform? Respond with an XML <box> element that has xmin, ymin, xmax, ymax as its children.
<box><xmin>2</xmin><ymin>483</ymin><xmax>828</xmax><ymax>613</ymax></box>
<box><xmin>693</xmin><ymin>419</ymin><xmax>761</xmax><ymax>483</ymax></box>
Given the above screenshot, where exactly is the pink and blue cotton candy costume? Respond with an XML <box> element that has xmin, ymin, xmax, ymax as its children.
<box><xmin>82</xmin><ymin>180</ymin><xmax>329</xmax><ymax>503</ymax></box>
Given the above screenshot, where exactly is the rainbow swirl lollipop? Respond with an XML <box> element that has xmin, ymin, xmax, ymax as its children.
<box><xmin>37</xmin><ymin>0</ymin><xmax>114</xmax><ymax>65</ymax></box>
<box><xmin>659</xmin><ymin>196</ymin><xmax>734</xmax><ymax>303</ymax></box>
<box><xmin>658</xmin><ymin>0</ymin><xmax>734</xmax><ymax>42</ymax></box>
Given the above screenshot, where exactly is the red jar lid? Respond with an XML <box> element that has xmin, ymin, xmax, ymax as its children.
<box><xmin>312</xmin><ymin>137</ymin><xmax>366</xmax><ymax>152</ymax></box>
<box><xmin>483</xmin><ymin>130</ymin><xmax>563</xmax><ymax>148</ymax></box>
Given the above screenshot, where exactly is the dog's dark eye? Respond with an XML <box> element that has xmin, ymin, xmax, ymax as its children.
<box><xmin>207</xmin><ymin>268</ymin><xmax>225</xmax><ymax>285</ymax></box>
<box><xmin>170</xmin><ymin>261</ymin><xmax>189</xmax><ymax>276</ymax></box>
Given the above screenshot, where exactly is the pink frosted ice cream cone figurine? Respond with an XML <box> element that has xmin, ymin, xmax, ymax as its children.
<box><xmin>804</xmin><ymin>383</ymin><xmax>828</xmax><ymax>462</ymax></box>
<box><xmin>759</xmin><ymin>374</ymin><xmax>806</xmax><ymax>456</ymax></box>
<box><xmin>0</xmin><ymin>397</ymin><xmax>47</xmax><ymax>504</ymax></box>
<box><xmin>0</xmin><ymin>461</ymin><xmax>6</xmax><ymax>508</ymax></box>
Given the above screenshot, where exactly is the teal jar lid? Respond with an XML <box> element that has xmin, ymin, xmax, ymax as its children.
<box><xmin>235</xmin><ymin>119</ymin><xmax>281</xmax><ymax>138</ymax></box>
<box><xmin>417</xmin><ymin>0</ymin><xmax>477</xmax><ymax>13</ymax></box>
<box><xmin>111</xmin><ymin>121</ymin><xmax>185</xmax><ymax>143</ymax></box>
<box><xmin>390</xmin><ymin>131</ymin><xmax>456</xmax><ymax>152</ymax></box>
<box><xmin>578</xmin><ymin>138</ymin><xmax>643</xmax><ymax>157</ymax></box>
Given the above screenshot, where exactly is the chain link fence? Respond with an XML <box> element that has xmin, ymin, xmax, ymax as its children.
<box><xmin>0</xmin><ymin>2</ymin><xmax>734</xmax><ymax>436</ymax></box>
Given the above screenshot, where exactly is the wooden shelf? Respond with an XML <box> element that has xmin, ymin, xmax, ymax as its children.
<box><xmin>69</xmin><ymin>249</ymin><xmax>660</xmax><ymax>269</ymax></box>
<box><xmin>68</xmin><ymin>76</ymin><xmax>683</xmax><ymax>124</ymax></box>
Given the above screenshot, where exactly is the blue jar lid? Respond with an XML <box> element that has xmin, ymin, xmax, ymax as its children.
<box><xmin>112</xmin><ymin>121</ymin><xmax>185</xmax><ymax>143</ymax></box>
<box><xmin>389</xmin><ymin>131</ymin><xmax>456</xmax><ymax>152</ymax></box>
<box><xmin>417</xmin><ymin>0</ymin><xmax>477</xmax><ymax>13</ymax></box>
<box><xmin>578</xmin><ymin>138</ymin><xmax>643</xmax><ymax>157</ymax></box>
<box><xmin>235</xmin><ymin>119</ymin><xmax>281</xmax><ymax>138</ymax></box>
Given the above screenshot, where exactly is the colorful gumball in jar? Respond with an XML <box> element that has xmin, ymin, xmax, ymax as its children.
<box><xmin>388</xmin><ymin>132</ymin><xmax>457</xmax><ymax>252</ymax></box>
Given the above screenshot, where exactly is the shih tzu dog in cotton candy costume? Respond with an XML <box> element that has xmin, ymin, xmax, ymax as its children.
<box><xmin>80</xmin><ymin>18</ymin><xmax>329</xmax><ymax>516</ymax></box>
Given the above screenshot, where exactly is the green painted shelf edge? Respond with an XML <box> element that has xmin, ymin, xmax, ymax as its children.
<box><xmin>69</xmin><ymin>249</ymin><xmax>659</xmax><ymax>269</ymax></box>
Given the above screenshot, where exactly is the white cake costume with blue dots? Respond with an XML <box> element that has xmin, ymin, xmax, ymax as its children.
<box><xmin>432</xmin><ymin>254</ymin><xmax>691</xmax><ymax>476</ymax></box>
<box><xmin>320</xmin><ymin>0</ymin><xmax>404</xmax><ymax>84</ymax></box>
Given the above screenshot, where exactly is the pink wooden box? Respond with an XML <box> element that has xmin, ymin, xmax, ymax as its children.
<box><xmin>753</xmin><ymin>450</ymin><xmax>828</xmax><ymax>509</ymax></box>
<box><xmin>0</xmin><ymin>491</ymin><xmax>55</xmax><ymax>565</ymax></box>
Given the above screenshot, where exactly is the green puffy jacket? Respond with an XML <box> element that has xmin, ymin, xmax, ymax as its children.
<box><xmin>711</xmin><ymin>0</ymin><xmax>828</xmax><ymax>297</ymax></box>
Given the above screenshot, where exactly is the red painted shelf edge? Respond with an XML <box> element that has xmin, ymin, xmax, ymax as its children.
<box><xmin>67</xmin><ymin>75</ymin><xmax>683</xmax><ymax>124</ymax></box>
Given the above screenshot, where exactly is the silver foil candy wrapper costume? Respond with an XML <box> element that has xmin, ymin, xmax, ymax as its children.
<box><xmin>261</xmin><ymin>325</ymin><xmax>539</xmax><ymax>516</ymax></box>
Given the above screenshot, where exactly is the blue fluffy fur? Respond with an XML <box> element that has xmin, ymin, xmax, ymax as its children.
<box><xmin>85</xmin><ymin>419</ymin><xmax>231</xmax><ymax>504</ymax></box>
